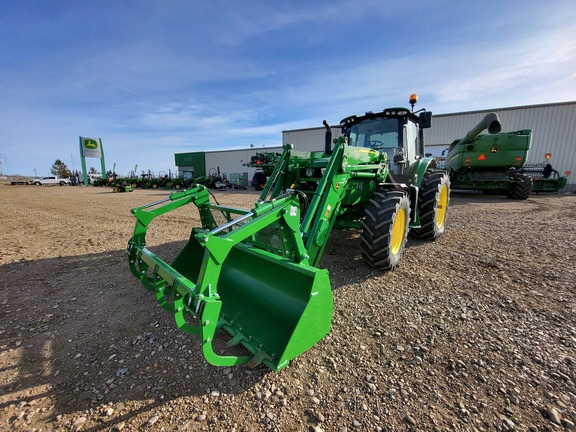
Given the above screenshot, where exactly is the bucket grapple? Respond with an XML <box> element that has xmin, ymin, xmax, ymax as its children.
<box><xmin>128</xmin><ymin>96</ymin><xmax>450</xmax><ymax>370</ymax></box>
<box><xmin>128</xmin><ymin>185</ymin><xmax>332</xmax><ymax>371</ymax></box>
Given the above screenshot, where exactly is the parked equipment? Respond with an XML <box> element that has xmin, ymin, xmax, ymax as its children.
<box><xmin>113</xmin><ymin>181</ymin><xmax>133</xmax><ymax>193</ymax></box>
<box><xmin>171</xmin><ymin>170</ymin><xmax>196</xmax><ymax>190</ymax></box>
<box><xmin>520</xmin><ymin>154</ymin><xmax>569</xmax><ymax>193</ymax></box>
<box><xmin>443</xmin><ymin>113</ymin><xmax>533</xmax><ymax>199</ymax></box>
<box><xmin>195</xmin><ymin>167</ymin><xmax>227</xmax><ymax>190</ymax></box>
<box><xmin>244</xmin><ymin>152</ymin><xmax>282</xmax><ymax>190</ymax></box>
<box><xmin>127</xmin><ymin>95</ymin><xmax>450</xmax><ymax>370</ymax></box>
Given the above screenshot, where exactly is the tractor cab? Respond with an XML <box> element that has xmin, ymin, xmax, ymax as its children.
<box><xmin>340</xmin><ymin>95</ymin><xmax>432</xmax><ymax>175</ymax></box>
<box><xmin>340</xmin><ymin>109</ymin><xmax>431</xmax><ymax>175</ymax></box>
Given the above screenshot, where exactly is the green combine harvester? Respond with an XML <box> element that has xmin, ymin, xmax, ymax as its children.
<box><xmin>443</xmin><ymin>113</ymin><xmax>533</xmax><ymax>199</ymax></box>
<box><xmin>127</xmin><ymin>95</ymin><xmax>450</xmax><ymax>371</ymax></box>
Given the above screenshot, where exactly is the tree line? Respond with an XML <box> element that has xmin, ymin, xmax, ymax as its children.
<box><xmin>49</xmin><ymin>159</ymin><xmax>99</xmax><ymax>178</ymax></box>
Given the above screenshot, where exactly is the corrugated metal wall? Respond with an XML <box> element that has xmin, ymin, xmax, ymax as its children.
<box><xmin>426</xmin><ymin>102</ymin><xmax>576</xmax><ymax>192</ymax></box>
<box><xmin>282</xmin><ymin>126</ymin><xmax>343</xmax><ymax>152</ymax></box>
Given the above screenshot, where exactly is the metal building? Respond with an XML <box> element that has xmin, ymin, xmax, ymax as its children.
<box><xmin>282</xmin><ymin>126</ymin><xmax>343</xmax><ymax>153</ymax></box>
<box><xmin>281</xmin><ymin>102</ymin><xmax>576</xmax><ymax>193</ymax></box>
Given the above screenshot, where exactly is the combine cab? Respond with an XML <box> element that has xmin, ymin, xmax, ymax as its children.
<box><xmin>127</xmin><ymin>94</ymin><xmax>450</xmax><ymax>370</ymax></box>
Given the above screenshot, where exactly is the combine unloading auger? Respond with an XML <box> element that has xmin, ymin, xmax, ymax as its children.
<box><xmin>128</xmin><ymin>95</ymin><xmax>451</xmax><ymax>370</ymax></box>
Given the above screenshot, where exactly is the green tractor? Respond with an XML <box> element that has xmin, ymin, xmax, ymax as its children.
<box><xmin>113</xmin><ymin>180</ymin><xmax>133</xmax><ymax>193</ymax></box>
<box><xmin>443</xmin><ymin>113</ymin><xmax>533</xmax><ymax>199</ymax></box>
<box><xmin>127</xmin><ymin>95</ymin><xmax>450</xmax><ymax>371</ymax></box>
<box><xmin>171</xmin><ymin>170</ymin><xmax>196</xmax><ymax>190</ymax></box>
<box><xmin>195</xmin><ymin>167</ymin><xmax>227</xmax><ymax>190</ymax></box>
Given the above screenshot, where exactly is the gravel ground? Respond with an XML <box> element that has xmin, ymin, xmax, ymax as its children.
<box><xmin>0</xmin><ymin>184</ymin><xmax>575</xmax><ymax>431</ymax></box>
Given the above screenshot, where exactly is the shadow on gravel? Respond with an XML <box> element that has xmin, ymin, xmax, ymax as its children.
<box><xmin>0</xmin><ymin>225</ymin><xmax>452</xmax><ymax>428</ymax></box>
<box><xmin>448</xmin><ymin>191</ymin><xmax>518</xmax><ymax>205</ymax></box>
<box><xmin>0</xmin><ymin>245</ymin><xmax>270</xmax><ymax>427</ymax></box>
<box><xmin>319</xmin><ymin>228</ymin><xmax>445</xmax><ymax>289</ymax></box>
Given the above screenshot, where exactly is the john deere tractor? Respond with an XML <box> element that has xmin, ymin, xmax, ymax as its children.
<box><xmin>443</xmin><ymin>113</ymin><xmax>533</xmax><ymax>199</ymax></box>
<box><xmin>127</xmin><ymin>94</ymin><xmax>450</xmax><ymax>371</ymax></box>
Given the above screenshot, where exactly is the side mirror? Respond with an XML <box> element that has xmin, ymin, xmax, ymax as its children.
<box><xmin>419</xmin><ymin>111</ymin><xmax>432</xmax><ymax>129</ymax></box>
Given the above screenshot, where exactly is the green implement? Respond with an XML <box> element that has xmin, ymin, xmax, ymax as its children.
<box><xmin>128</xmin><ymin>186</ymin><xmax>332</xmax><ymax>371</ymax></box>
<box><xmin>520</xmin><ymin>155</ymin><xmax>568</xmax><ymax>193</ymax></box>
<box><xmin>128</xmin><ymin>95</ymin><xmax>450</xmax><ymax>370</ymax></box>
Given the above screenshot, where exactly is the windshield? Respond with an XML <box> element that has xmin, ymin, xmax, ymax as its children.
<box><xmin>345</xmin><ymin>118</ymin><xmax>401</xmax><ymax>150</ymax></box>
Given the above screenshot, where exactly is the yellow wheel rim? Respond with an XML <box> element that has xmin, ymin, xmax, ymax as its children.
<box><xmin>435</xmin><ymin>185</ymin><xmax>448</xmax><ymax>229</ymax></box>
<box><xmin>390</xmin><ymin>208</ymin><xmax>406</xmax><ymax>255</ymax></box>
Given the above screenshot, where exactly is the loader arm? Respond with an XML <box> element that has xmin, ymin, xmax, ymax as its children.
<box><xmin>261</xmin><ymin>138</ymin><xmax>387</xmax><ymax>267</ymax></box>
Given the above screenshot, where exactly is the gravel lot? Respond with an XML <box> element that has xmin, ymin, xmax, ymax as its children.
<box><xmin>0</xmin><ymin>184</ymin><xmax>575</xmax><ymax>431</ymax></box>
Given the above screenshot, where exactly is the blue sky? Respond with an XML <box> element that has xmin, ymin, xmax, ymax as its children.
<box><xmin>1</xmin><ymin>0</ymin><xmax>575</xmax><ymax>177</ymax></box>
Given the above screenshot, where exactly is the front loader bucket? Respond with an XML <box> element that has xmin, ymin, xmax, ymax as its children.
<box><xmin>128</xmin><ymin>186</ymin><xmax>333</xmax><ymax>371</ymax></box>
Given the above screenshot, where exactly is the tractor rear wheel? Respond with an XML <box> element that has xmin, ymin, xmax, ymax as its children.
<box><xmin>506</xmin><ymin>173</ymin><xmax>532</xmax><ymax>200</ymax></box>
<box><xmin>361</xmin><ymin>191</ymin><xmax>411</xmax><ymax>270</ymax></box>
<box><xmin>411</xmin><ymin>169</ymin><xmax>450</xmax><ymax>241</ymax></box>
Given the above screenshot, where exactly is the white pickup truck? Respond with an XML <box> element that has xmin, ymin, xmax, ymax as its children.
<box><xmin>33</xmin><ymin>176</ymin><xmax>71</xmax><ymax>186</ymax></box>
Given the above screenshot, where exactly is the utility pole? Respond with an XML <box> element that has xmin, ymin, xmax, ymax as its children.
<box><xmin>0</xmin><ymin>154</ymin><xmax>6</xmax><ymax>178</ymax></box>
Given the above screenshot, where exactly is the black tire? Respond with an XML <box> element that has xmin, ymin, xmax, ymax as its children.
<box><xmin>174</xmin><ymin>183</ymin><xmax>182</xmax><ymax>190</ymax></box>
<box><xmin>34</xmin><ymin>181</ymin><xmax>41</xmax><ymax>186</ymax></box>
<box><xmin>360</xmin><ymin>191</ymin><xmax>411</xmax><ymax>270</ymax></box>
<box><xmin>506</xmin><ymin>173</ymin><xmax>532</xmax><ymax>200</ymax></box>
<box><xmin>411</xmin><ymin>169</ymin><xmax>450</xmax><ymax>241</ymax></box>
<box><xmin>152</xmin><ymin>183</ymin><xmax>158</xmax><ymax>189</ymax></box>
<box><xmin>59</xmin><ymin>181</ymin><xmax>65</xmax><ymax>186</ymax></box>
<box><xmin>251</xmin><ymin>172</ymin><xmax>267</xmax><ymax>191</ymax></box>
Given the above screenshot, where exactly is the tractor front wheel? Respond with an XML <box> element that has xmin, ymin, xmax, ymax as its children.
<box><xmin>506</xmin><ymin>173</ymin><xmax>532</xmax><ymax>200</ymax></box>
<box><xmin>361</xmin><ymin>191</ymin><xmax>411</xmax><ymax>270</ymax></box>
<box><xmin>411</xmin><ymin>169</ymin><xmax>450</xmax><ymax>241</ymax></box>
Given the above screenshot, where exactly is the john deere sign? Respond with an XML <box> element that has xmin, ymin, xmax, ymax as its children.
<box><xmin>81</xmin><ymin>138</ymin><xmax>102</xmax><ymax>158</ymax></box>
<box><xmin>79</xmin><ymin>136</ymin><xmax>106</xmax><ymax>186</ymax></box>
